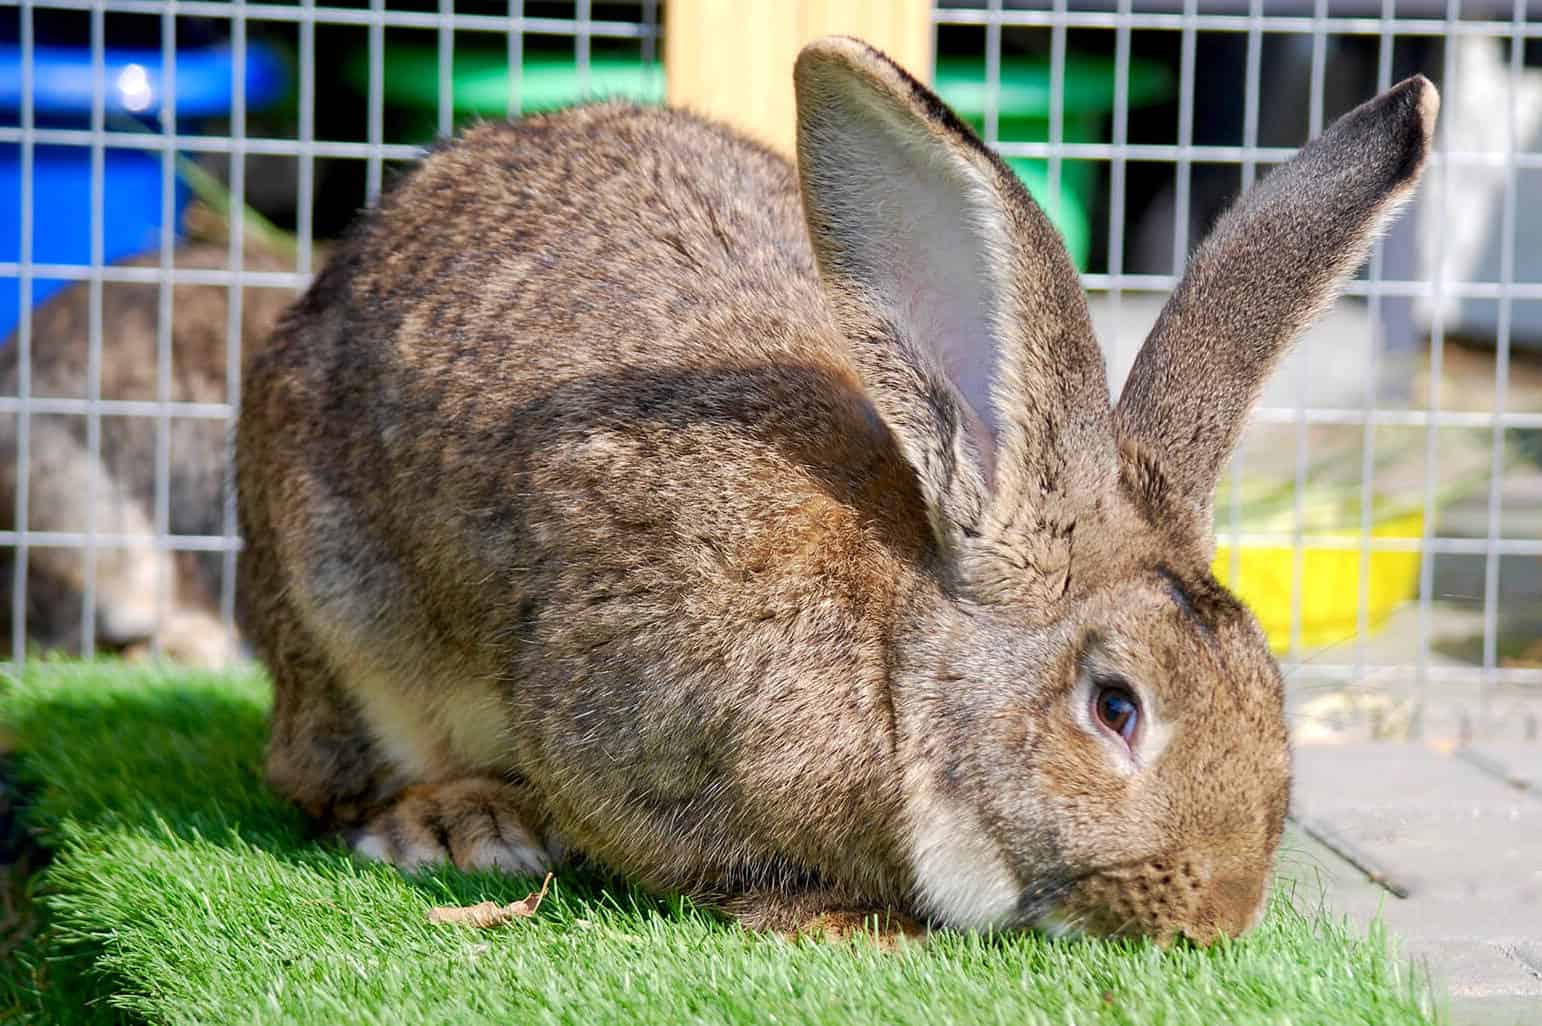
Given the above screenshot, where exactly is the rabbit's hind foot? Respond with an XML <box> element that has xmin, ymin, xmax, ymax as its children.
<box><xmin>350</xmin><ymin>777</ymin><xmax>553</xmax><ymax>877</ymax></box>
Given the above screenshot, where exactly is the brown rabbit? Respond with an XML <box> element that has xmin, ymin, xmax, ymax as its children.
<box><xmin>0</xmin><ymin>235</ymin><xmax>297</xmax><ymax>666</ymax></box>
<box><xmin>237</xmin><ymin>38</ymin><xmax>1437</xmax><ymax>942</ymax></box>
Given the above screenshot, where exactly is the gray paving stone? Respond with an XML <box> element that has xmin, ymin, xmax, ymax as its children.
<box><xmin>1293</xmin><ymin>745</ymin><xmax>1542</xmax><ymax>906</ymax></box>
<box><xmin>1293</xmin><ymin>744</ymin><xmax>1509</xmax><ymax>811</ymax></box>
<box><xmin>1403</xmin><ymin>941</ymin><xmax>1542</xmax><ymax>1000</ymax></box>
<box><xmin>1393</xmin><ymin>901</ymin><xmax>1542</xmax><ymax>947</ymax></box>
<box><xmin>1510</xmin><ymin>943</ymin><xmax>1542</xmax><ymax>979</ymax></box>
<box><xmin>1468</xmin><ymin>743</ymin><xmax>1542</xmax><ymax>794</ymax></box>
<box><xmin>1301</xmin><ymin>881</ymin><xmax>1537</xmax><ymax>944</ymax></box>
<box><xmin>1306</xmin><ymin>808</ymin><xmax>1542</xmax><ymax>903</ymax></box>
<box><xmin>1276</xmin><ymin>824</ymin><xmax>1390</xmax><ymax>911</ymax></box>
<box><xmin>1289</xmin><ymin>744</ymin><xmax>1542</xmax><ymax>1024</ymax></box>
<box><xmin>1445</xmin><ymin>994</ymin><xmax>1542</xmax><ymax>1026</ymax></box>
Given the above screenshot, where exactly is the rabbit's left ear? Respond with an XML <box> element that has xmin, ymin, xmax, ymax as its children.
<box><xmin>1115</xmin><ymin>76</ymin><xmax>1439</xmax><ymax>539</ymax></box>
<box><xmin>795</xmin><ymin>37</ymin><xmax>1119</xmax><ymax>586</ymax></box>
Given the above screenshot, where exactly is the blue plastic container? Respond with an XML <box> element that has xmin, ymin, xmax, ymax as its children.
<box><xmin>0</xmin><ymin>43</ymin><xmax>285</xmax><ymax>342</ymax></box>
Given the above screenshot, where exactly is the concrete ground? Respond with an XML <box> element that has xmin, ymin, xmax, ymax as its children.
<box><xmin>1286</xmin><ymin>743</ymin><xmax>1542</xmax><ymax>1026</ymax></box>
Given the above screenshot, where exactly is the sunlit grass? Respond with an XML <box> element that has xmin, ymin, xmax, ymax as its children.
<box><xmin>1</xmin><ymin>663</ymin><xmax>1434</xmax><ymax>1025</ymax></box>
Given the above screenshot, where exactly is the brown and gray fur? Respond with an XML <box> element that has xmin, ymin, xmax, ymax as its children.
<box><xmin>0</xmin><ymin>237</ymin><xmax>296</xmax><ymax>665</ymax></box>
<box><xmin>237</xmin><ymin>38</ymin><xmax>1437</xmax><ymax>942</ymax></box>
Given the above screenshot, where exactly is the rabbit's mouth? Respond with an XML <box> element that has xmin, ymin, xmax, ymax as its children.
<box><xmin>1026</xmin><ymin>860</ymin><xmax>1271</xmax><ymax>944</ymax></box>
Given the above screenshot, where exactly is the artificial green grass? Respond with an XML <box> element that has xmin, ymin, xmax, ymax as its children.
<box><xmin>1</xmin><ymin>664</ymin><xmax>1436</xmax><ymax>1025</ymax></box>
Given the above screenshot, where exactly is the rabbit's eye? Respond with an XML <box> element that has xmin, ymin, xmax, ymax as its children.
<box><xmin>1093</xmin><ymin>683</ymin><xmax>1140</xmax><ymax>744</ymax></box>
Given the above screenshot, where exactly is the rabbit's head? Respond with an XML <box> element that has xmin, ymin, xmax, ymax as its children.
<box><xmin>794</xmin><ymin>38</ymin><xmax>1436</xmax><ymax>942</ymax></box>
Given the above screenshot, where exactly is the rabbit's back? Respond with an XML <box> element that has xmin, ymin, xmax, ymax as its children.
<box><xmin>296</xmin><ymin>103</ymin><xmax>825</xmax><ymax>385</ymax></box>
<box><xmin>249</xmin><ymin>101</ymin><xmax>930</xmax><ymax>609</ymax></box>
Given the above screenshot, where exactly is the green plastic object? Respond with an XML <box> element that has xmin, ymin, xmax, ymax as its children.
<box><xmin>348</xmin><ymin>49</ymin><xmax>665</xmax><ymax>117</ymax></box>
<box><xmin>933</xmin><ymin>55</ymin><xmax>1172</xmax><ymax>268</ymax></box>
<box><xmin>348</xmin><ymin>47</ymin><xmax>1171</xmax><ymax>270</ymax></box>
<box><xmin>932</xmin><ymin>55</ymin><xmax>1172</xmax><ymax>120</ymax></box>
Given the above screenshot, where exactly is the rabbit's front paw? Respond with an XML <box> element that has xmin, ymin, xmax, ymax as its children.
<box><xmin>351</xmin><ymin>778</ymin><xmax>552</xmax><ymax>876</ymax></box>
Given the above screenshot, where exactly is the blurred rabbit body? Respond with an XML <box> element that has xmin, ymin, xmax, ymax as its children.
<box><xmin>0</xmin><ymin>243</ymin><xmax>294</xmax><ymax>665</ymax></box>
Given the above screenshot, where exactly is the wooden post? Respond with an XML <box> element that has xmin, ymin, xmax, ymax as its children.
<box><xmin>664</xmin><ymin>0</ymin><xmax>933</xmax><ymax>157</ymax></box>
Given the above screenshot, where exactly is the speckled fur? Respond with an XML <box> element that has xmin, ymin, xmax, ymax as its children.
<box><xmin>237</xmin><ymin>38</ymin><xmax>1437</xmax><ymax>942</ymax></box>
<box><xmin>0</xmin><ymin>241</ymin><xmax>296</xmax><ymax>664</ymax></box>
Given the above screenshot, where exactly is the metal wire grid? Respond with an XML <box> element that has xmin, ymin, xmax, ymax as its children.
<box><xmin>937</xmin><ymin>0</ymin><xmax>1542</xmax><ymax>716</ymax></box>
<box><xmin>1</xmin><ymin>2</ymin><xmax>1538</xmax><ymax>725</ymax></box>
<box><xmin>1</xmin><ymin>0</ymin><xmax>662</xmax><ymax>668</ymax></box>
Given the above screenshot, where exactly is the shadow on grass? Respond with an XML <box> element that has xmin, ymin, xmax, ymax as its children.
<box><xmin>6</xmin><ymin>679</ymin><xmax>297</xmax><ymax>846</ymax></box>
<box><xmin>0</xmin><ymin>668</ymin><xmax>681</xmax><ymax>1024</ymax></box>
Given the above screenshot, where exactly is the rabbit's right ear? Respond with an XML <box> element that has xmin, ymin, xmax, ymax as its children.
<box><xmin>794</xmin><ymin>38</ymin><xmax>1119</xmax><ymax>597</ymax></box>
<box><xmin>1115</xmin><ymin>76</ymin><xmax>1438</xmax><ymax>543</ymax></box>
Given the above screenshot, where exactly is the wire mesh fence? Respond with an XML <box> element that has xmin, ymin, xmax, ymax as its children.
<box><xmin>1</xmin><ymin>0</ymin><xmax>1538</xmax><ymax>745</ymax></box>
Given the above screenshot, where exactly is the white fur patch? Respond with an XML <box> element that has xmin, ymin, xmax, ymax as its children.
<box><xmin>352</xmin><ymin>821</ymin><xmax>552</xmax><ymax>876</ymax></box>
<box><xmin>351</xmin><ymin>830</ymin><xmax>393</xmax><ymax>864</ymax></box>
<box><xmin>330</xmin><ymin>654</ymin><xmax>514</xmax><ymax>784</ymax></box>
<box><xmin>905</xmin><ymin>782</ymin><xmax>1020</xmax><ymax>930</ymax></box>
<box><xmin>461</xmin><ymin>837</ymin><xmax>552</xmax><ymax>877</ymax></box>
<box><xmin>351</xmin><ymin>827</ymin><xmax>444</xmax><ymax>871</ymax></box>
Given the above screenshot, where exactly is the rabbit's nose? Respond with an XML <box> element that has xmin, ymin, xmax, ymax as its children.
<box><xmin>1182</xmin><ymin>871</ymin><xmax>1267</xmax><ymax>943</ymax></box>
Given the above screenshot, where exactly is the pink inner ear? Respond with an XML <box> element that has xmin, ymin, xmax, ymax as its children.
<box><xmin>806</xmin><ymin>84</ymin><xmax>1008</xmax><ymax>501</ymax></box>
<box><xmin>962</xmin><ymin>406</ymin><xmax>998</xmax><ymax>492</ymax></box>
<box><xmin>896</xmin><ymin>267</ymin><xmax>1003</xmax><ymax>492</ymax></box>
<box><xmin>940</xmin><ymin>332</ymin><xmax>999</xmax><ymax>491</ymax></box>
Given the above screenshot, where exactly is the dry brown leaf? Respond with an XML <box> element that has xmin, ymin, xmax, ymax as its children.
<box><xmin>427</xmin><ymin>873</ymin><xmax>552</xmax><ymax>928</ymax></box>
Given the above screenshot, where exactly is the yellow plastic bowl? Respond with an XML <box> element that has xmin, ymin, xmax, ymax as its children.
<box><xmin>1210</xmin><ymin>510</ymin><xmax>1424</xmax><ymax>653</ymax></box>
